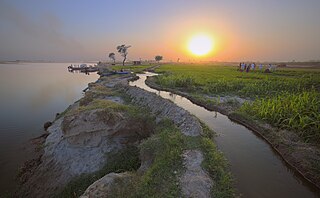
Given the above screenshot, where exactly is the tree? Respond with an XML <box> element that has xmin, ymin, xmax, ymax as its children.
<box><xmin>116</xmin><ymin>44</ymin><xmax>131</xmax><ymax>66</ymax></box>
<box><xmin>108</xmin><ymin>52</ymin><xmax>115</xmax><ymax>63</ymax></box>
<box><xmin>155</xmin><ymin>55</ymin><xmax>163</xmax><ymax>63</ymax></box>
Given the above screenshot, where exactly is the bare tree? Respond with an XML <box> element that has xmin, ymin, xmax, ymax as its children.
<box><xmin>108</xmin><ymin>52</ymin><xmax>115</xmax><ymax>63</ymax></box>
<box><xmin>116</xmin><ymin>44</ymin><xmax>131</xmax><ymax>66</ymax></box>
<box><xmin>155</xmin><ymin>55</ymin><xmax>163</xmax><ymax>63</ymax></box>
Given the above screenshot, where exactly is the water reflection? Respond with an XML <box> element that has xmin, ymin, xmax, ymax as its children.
<box><xmin>0</xmin><ymin>62</ymin><xmax>99</xmax><ymax>194</ymax></box>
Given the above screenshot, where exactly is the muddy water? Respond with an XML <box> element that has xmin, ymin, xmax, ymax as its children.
<box><xmin>130</xmin><ymin>72</ymin><xmax>320</xmax><ymax>198</ymax></box>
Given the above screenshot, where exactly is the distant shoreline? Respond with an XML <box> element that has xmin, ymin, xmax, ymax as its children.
<box><xmin>1</xmin><ymin>61</ymin><xmax>319</xmax><ymax>69</ymax></box>
<box><xmin>0</xmin><ymin>60</ymin><xmax>99</xmax><ymax>64</ymax></box>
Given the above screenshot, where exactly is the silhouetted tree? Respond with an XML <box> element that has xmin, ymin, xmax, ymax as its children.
<box><xmin>155</xmin><ymin>55</ymin><xmax>163</xmax><ymax>63</ymax></box>
<box><xmin>108</xmin><ymin>52</ymin><xmax>115</xmax><ymax>63</ymax></box>
<box><xmin>117</xmin><ymin>44</ymin><xmax>131</xmax><ymax>66</ymax></box>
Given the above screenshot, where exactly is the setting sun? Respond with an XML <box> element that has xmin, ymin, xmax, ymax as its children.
<box><xmin>188</xmin><ymin>34</ymin><xmax>213</xmax><ymax>56</ymax></box>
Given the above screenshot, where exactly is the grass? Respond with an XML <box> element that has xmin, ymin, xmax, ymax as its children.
<box><xmin>135</xmin><ymin>119</ymin><xmax>234</xmax><ymax>198</ymax></box>
<box><xmin>199</xmin><ymin>122</ymin><xmax>235</xmax><ymax>197</ymax></box>
<box><xmin>155</xmin><ymin>64</ymin><xmax>320</xmax><ymax>98</ymax></box>
<box><xmin>57</xmin><ymin>115</ymin><xmax>234</xmax><ymax>198</ymax></box>
<box><xmin>136</xmin><ymin>119</ymin><xmax>185</xmax><ymax>197</ymax></box>
<box><xmin>200</xmin><ymin>138</ymin><xmax>235</xmax><ymax>198</ymax></box>
<box><xmin>99</xmin><ymin>119</ymin><xmax>234</xmax><ymax>198</ymax></box>
<box><xmin>56</xmin><ymin>72</ymin><xmax>235</xmax><ymax>197</ymax></box>
<box><xmin>79</xmin><ymin>84</ymin><xmax>119</xmax><ymax>106</ymax></box>
<box><xmin>111</xmin><ymin>65</ymin><xmax>154</xmax><ymax>73</ymax></box>
<box><xmin>240</xmin><ymin>90</ymin><xmax>320</xmax><ymax>143</ymax></box>
<box><xmin>154</xmin><ymin>64</ymin><xmax>320</xmax><ymax>144</ymax></box>
<box><xmin>77</xmin><ymin>99</ymin><xmax>129</xmax><ymax>112</ymax></box>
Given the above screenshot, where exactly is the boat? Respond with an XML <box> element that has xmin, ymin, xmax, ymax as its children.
<box><xmin>68</xmin><ymin>64</ymin><xmax>98</xmax><ymax>72</ymax></box>
<box><xmin>115</xmin><ymin>71</ymin><xmax>130</xmax><ymax>74</ymax></box>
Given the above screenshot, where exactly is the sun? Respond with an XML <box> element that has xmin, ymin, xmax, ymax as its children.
<box><xmin>188</xmin><ymin>34</ymin><xmax>213</xmax><ymax>56</ymax></box>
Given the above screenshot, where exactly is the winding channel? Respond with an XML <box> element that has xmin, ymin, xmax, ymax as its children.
<box><xmin>130</xmin><ymin>72</ymin><xmax>320</xmax><ymax>198</ymax></box>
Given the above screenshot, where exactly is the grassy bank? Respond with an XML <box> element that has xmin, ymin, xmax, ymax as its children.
<box><xmin>108</xmin><ymin>119</ymin><xmax>234</xmax><ymax>198</ymax></box>
<box><xmin>57</xmin><ymin>118</ymin><xmax>234</xmax><ymax>197</ymax></box>
<box><xmin>55</xmin><ymin>73</ymin><xmax>234</xmax><ymax>197</ymax></box>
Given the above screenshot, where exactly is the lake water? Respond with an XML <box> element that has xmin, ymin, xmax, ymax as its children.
<box><xmin>0</xmin><ymin>62</ymin><xmax>99</xmax><ymax>195</ymax></box>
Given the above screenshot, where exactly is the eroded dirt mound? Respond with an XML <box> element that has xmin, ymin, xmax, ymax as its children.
<box><xmin>80</xmin><ymin>172</ymin><xmax>133</xmax><ymax>198</ymax></box>
<box><xmin>17</xmin><ymin>108</ymin><xmax>152</xmax><ymax>198</ymax></box>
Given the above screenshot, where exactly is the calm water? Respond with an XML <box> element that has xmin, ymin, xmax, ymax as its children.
<box><xmin>0</xmin><ymin>63</ymin><xmax>99</xmax><ymax>195</ymax></box>
<box><xmin>130</xmin><ymin>73</ymin><xmax>320</xmax><ymax>198</ymax></box>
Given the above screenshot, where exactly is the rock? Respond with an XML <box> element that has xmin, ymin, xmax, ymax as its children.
<box><xmin>80</xmin><ymin>172</ymin><xmax>133</xmax><ymax>198</ymax></box>
<box><xmin>180</xmin><ymin>150</ymin><xmax>213</xmax><ymax>198</ymax></box>
<box><xmin>43</xmin><ymin>121</ymin><xmax>52</xmax><ymax>131</ymax></box>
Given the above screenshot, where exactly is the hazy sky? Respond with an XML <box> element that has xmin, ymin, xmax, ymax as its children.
<box><xmin>0</xmin><ymin>0</ymin><xmax>320</xmax><ymax>62</ymax></box>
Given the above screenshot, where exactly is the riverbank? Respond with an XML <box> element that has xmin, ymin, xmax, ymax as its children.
<box><xmin>145</xmin><ymin>66</ymin><xmax>320</xmax><ymax>190</ymax></box>
<box><xmin>16</xmin><ymin>67</ymin><xmax>234</xmax><ymax>197</ymax></box>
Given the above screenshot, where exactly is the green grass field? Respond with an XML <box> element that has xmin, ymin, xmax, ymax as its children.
<box><xmin>111</xmin><ymin>65</ymin><xmax>153</xmax><ymax>73</ymax></box>
<box><xmin>154</xmin><ymin>64</ymin><xmax>320</xmax><ymax>143</ymax></box>
<box><xmin>155</xmin><ymin>64</ymin><xmax>320</xmax><ymax>97</ymax></box>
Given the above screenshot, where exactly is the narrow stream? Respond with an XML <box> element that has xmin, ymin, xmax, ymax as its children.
<box><xmin>130</xmin><ymin>72</ymin><xmax>320</xmax><ymax>198</ymax></box>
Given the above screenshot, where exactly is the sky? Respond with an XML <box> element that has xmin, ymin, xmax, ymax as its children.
<box><xmin>0</xmin><ymin>0</ymin><xmax>320</xmax><ymax>62</ymax></box>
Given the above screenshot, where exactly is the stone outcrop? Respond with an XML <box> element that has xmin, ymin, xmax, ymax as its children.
<box><xmin>80</xmin><ymin>172</ymin><xmax>133</xmax><ymax>198</ymax></box>
<box><xmin>43</xmin><ymin>121</ymin><xmax>52</xmax><ymax>131</ymax></box>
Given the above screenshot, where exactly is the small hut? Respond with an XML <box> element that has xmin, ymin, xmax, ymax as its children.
<box><xmin>133</xmin><ymin>61</ymin><xmax>141</xmax><ymax>65</ymax></box>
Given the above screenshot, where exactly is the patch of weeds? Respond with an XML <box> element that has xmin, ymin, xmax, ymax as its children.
<box><xmin>79</xmin><ymin>85</ymin><xmax>117</xmax><ymax>106</ymax></box>
<box><xmin>183</xmin><ymin>121</ymin><xmax>235</xmax><ymax>197</ymax></box>
<box><xmin>201</xmin><ymin>138</ymin><xmax>235</xmax><ymax>197</ymax></box>
<box><xmin>55</xmin><ymin>104</ymin><xmax>74</xmax><ymax>120</ymax></box>
<box><xmin>198</xmin><ymin>123</ymin><xmax>235</xmax><ymax>197</ymax></box>
<box><xmin>111</xmin><ymin>65</ymin><xmax>151</xmax><ymax>73</ymax></box>
<box><xmin>225</xmin><ymin>98</ymin><xmax>241</xmax><ymax>108</ymax></box>
<box><xmin>116</xmin><ymin>89</ymin><xmax>135</xmax><ymax>104</ymax></box>
<box><xmin>55</xmin><ymin>146</ymin><xmax>140</xmax><ymax>198</ymax></box>
<box><xmin>126</xmin><ymin>106</ymin><xmax>156</xmax><ymax>139</ymax></box>
<box><xmin>79</xmin><ymin>91</ymin><xmax>96</xmax><ymax>106</ymax></box>
<box><xmin>136</xmin><ymin>119</ymin><xmax>184</xmax><ymax>197</ymax></box>
<box><xmin>200</xmin><ymin>120</ymin><xmax>216</xmax><ymax>139</ymax></box>
<box><xmin>184</xmin><ymin>136</ymin><xmax>202</xmax><ymax>150</ymax></box>
<box><xmin>311</xmin><ymin>159</ymin><xmax>320</xmax><ymax>179</ymax></box>
<box><xmin>77</xmin><ymin>99</ymin><xmax>129</xmax><ymax>113</ymax></box>
<box><xmin>191</xmin><ymin>93</ymin><xmax>219</xmax><ymax>108</ymax></box>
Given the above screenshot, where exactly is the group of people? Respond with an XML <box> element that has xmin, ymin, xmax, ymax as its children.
<box><xmin>238</xmin><ymin>62</ymin><xmax>276</xmax><ymax>73</ymax></box>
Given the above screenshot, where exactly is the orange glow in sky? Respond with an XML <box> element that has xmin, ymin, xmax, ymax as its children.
<box><xmin>188</xmin><ymin>34</ymin><xmax>214</xmax><ymax>56</ymax></box>
<box><xmin>1</xmin><ymin>1</ymin><xmax>320</xmax><ymax>62</ymax></box>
